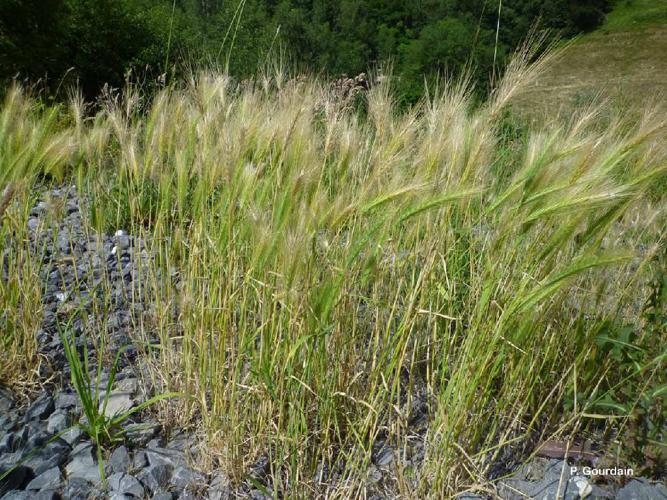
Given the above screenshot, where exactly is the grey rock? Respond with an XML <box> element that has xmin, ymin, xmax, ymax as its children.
<box><xmin>132</xmin><ymin>450</ymin><xmax>148</xmax><ymax>471</ymax></box>
<box><xmin>179</xmin><ymin>489</ymin><xmax>200</xmax><ymax>500</ymax></box>
<box><xmin>25</xmin><ymin>466</ymin><xmax>63</xmax><ymax>491</ymax></box>
<box><xmin>145</xmin><ymin>448</ymin><xmax>185</xmax><ymax>468</ymax></box>
<box><xmin>249</xmin><ymin>489</ymin><xmax>272</xmax><ymax>500</ymax></box>
<box><xmin>30</xmin><ymin>201</ymin><xmax>48</xmax><ymax>217</ymax></box>
<box><xmin>107</xmin><ymin>471</ymin><xmax>125</xmax><ymax>491</ymax></box>
<box><xmin>0</xmin><ymin>451</ymin><xmax>22</xmax><ymax>469</ymax></box>
<box><xmin>166</xmin><ymin>433</ymin><xmax>196</xmax><ymax>452</ymax></box>
<box><xmin>66</xmin><ymin>443</ymin><xmax>102</xmax><ymax>484</ymax></box>
<box><xmin>110</xmin><ymin>445</ymin><xmax>132</xmax><ymax>474</ymax></box>
<box><xmin>46</xmin><ymin>411</ymin><xmax>68</xmax><ymax>434</ymax></box>
<box><xmin>25</xmin><ymin>394</ymin><xmax>55</xmax><ymax>421</ymax></box>
<box><xmin>109</xmin><ymin>494</ymin><xmax>133</xmax><ymax>500</ymax></box>
<box><xmin>67</xmin><ymin>200</ymin><xmax>79</xmax><ymax>214</ymax></box>
<box><xmin>375</xmin><ymin>446</ymin><xmax>395</xmax><ymax>467</ymax></box>
<box><xmin>35</xmin><ymin>492</ymin><xmax>59</xmax><ymax>500</ymax></box>
<box><xmin>0</xmin><ymin>433</ymin><xmax>14</xmax><ymax>454</ymax></box>
<box><xmin>100</xmin><ymin>390</ymin><xmax>133</xmax><ymax>418</ymax></box>
<box><xmin>2</xmin><ymin>491</ymin><xmax>57</xmax><ymax>500</ymax></box>
<box><xmin>0</xmin><ymin>465</ymin><xmax>33</xmax><ymax>495</ymax></box>
<box><xmin>590</xmin><ymin>483</ymin><xmax>615</xmax><ymax>498</ymax></box>
<box><xmin>108</xmin><ymin>472</ymin><xmax>145</xmax><ymax>498</ymax></box>
<box><xmin>115</xmin><ymin>234</ymin><xmax>131</xmax><ymax>250</ymax></box>
<box><xmin>248</xmin><ymin>456</ymin><xmax>269</xmax><ymax>480</ymax></box>
<box><xmin>56</xmin><ymin>232</ymin><xmax>71</xmax><ymax>253</ymax></box>
<box><xmin>24</xmin><ymin>439</ymin><xmax>70</xmax><ymax>475</ymax></box>
<box><xmin>138</xmin><ymin>464</ymin><xmax>173</xmax><ymax>494</ymax></box>
<box><xmin>499</xmin><ymin>459</ymin><xmax>578</xmax><ymax>500</ymax></box>
<box><xmin>126</xmin><ymin>423</ymin><xmax>159</xmax><ymax>447</ymax></box>
<box><xmin>0</xmin><ymin>414</ymin><xmax>14</xmax><ymax>433</ymax></box>
<box><xmin>170</xmin><ymin>466</ymin><xmax>206</xmax><ymax>490</ymax></box>
<box><xmin>366</xmin><ymin>464</ymin><xmax>382</xmax><ymax>485</ymax></box>
<box><xmin>63</xmin><ymin>477</ymin><xmax>95</xmax><ymax>499</ymax></box>
<box><xmin>617</xmin><ymin>479</ymin><xmax>667</xmax><ymax>500</ymax></box>
<box><xmin>26</xmin><ymin>428</ymin><xmax>51</xmax><ymax>448</ymax></box>
<box><xmin>61</xmin><ymin>425</ymin><xmax>83</xmax><ymax>446</ymax></box>
<box><xmin>152</xmin><ymin>494</ymin><xmax>174</xmax><ymax>500</ymax></box>
<box><xmin>27</xmin><ymin>217</ymin><xmax>40</xmax><ymax>230</ymax></box>
<box><xmin>0</xmin><ymin>388</ymin><xmax>13</xmax><ymax>412</ymax></box>
<box><xmin>55</xmin><ymin>393</ymin><xmax>79</xmax><ymax>410</ymax></box>
<box><xmin>0</xmin><ymin>492</ymin><xmax>30</xmax><ymax>500</ymax></box>
<box><xmin>147</xmin><ymin>438</ymin><xmax>163</xmax><ymax>449</ymax></box>
<box><xmin>207</xmin><ymin>489</ymin><xmax>232</xmax><ymax>500</ymax></box>
<box><xmin>499</xmin><ymin>477</ymin><xmax>579</xmax><ymax>500</ymax></box>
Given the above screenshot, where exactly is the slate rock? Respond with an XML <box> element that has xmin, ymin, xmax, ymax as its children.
<box><xmin>27</xmin><ymin>429</ymin><xmax>51</xmax><ymax>448</ymax></box>
<box><xmin>375</xmin><ymin>446</ymin><xmax>395</xmax><ymax>467</ymax></box>
<box><xmin>61</xmin><ymin>426</ymin><xmax>83</xmax><ymax>446</ymax></box>
<box><xmin>132</xmin><ymin>450</ymin><xmax>148</xmax><ymax>471</ymax></box>
<box><xmin>249</xmin><ymin>489</ymin><xmax>272</xmax><ymax>499</ymax></box>
<box><xmin>25</xmin><ymin>466</ymin><xmax>63</xmax><ymax>491</ymax></box>
<box><xmin>55</xmin><ymin>393</ymin><xmax>79</xmax><ymax>410</ymax></box>
<box><xmin>0</xmin><ymin>465</ymin><xmax>33</xmax><ymax>495</ymax></box>
<box><xmin>110</xmin><ymin>445</ymin><xmax>132</xmax><ymax>474</ymax></box>
<box><xmin>1</xmin><ymin>491</ymin><xmax>58</xmax><ymax>500</ymax></box>
<box><xmin>25</xmin><ymin>395</ymin><xmax>55</xmax><ymax>421</ymax></box>
<box><xmin>617</xmin><ymin>479</ymin><xmax>667</xmax><ymax>500</ymax></box>
<box><xmin>0</xmin><ymin>433</ymin><xmax>14</xmax><ymax>454</ymax></box>
<box><xmin>56</xmin><ymin>232</ymin><xmax>71</xmax><ymax>253</ymax></box>
<box><xmin>126</xmin><ymin>423</ymin><xmax>159</xmax><ymax>447</ymax></box>
<box><xmin>47</xmin><ymin>412</ymin><xmax>68</xmax><ymax>434</ymax></box>
<box><xmin>166</xmin><ymin>433</ymin><xmax>196</xmax><ymax>452</ymax></box>
<box><xmin>153</xmin><ymin>493</ymin><xmax>174</xmax><ymax>500</ymax></box>
<box><xmin>0</xmin><ymin>388</ymin><xmax>13</xmax><ymax>412</ymax></box>
<box><xmin>66</xmin><ymin>443</ymin><xmax>102</xmax><ymax>484</ymax></box>
<box><xmin>25</xmin><ymin>438</ymin><xmax>70</xmax><ymax>475</ymax></box>
<box><xmin>147</xmin><ymin>438</ymin><xmax>163</xmax><ymax>449</ymax></box>
<box><xmin>248</xmin><ymin>456</ymin><xmax>269</xmax><ymax>480</ymax></box>
<box><xmin>179</xmin><ymin>489</ymin><xmax>200</xmax><ymax>500</ymax></box>
<box><xmin>138</xmin><ymin>464</ymin><xmax>173</xmax><ymax>494</ymax></box>
<box><xmin>145</xmin><ymin>448</ymin><xmax>185</xmax><ymax>468</ymax></box>
<box><xmin>108</xmin><ymin>472</ymin><xmax>145</xmax><ymax>497</ymax></box>
<box><xmin>0</xmin><ymin>414</ymin><xmax>15</xmax><ymax>433</ymax></box>
<box><xmin>170</xmin><ymin>465</ymin><xmax>206</xmax><ymax>490</ymax></box>
<box><xmin>100</xmin><ymin>390</ymin><xmax>133</xmax><ymax>418</ymax></box>
<box><xmin>207</xmin><ymin>472</ymin><xmax>233</xmax><ymax>500</ymax></box>
<box><xmin>109</xmin><ymin>494</ymin><xmax>133</xmax><ymax>500</ymax></box>
<box><xmin>30</xmin><ymin>201</ymin><xmax>48</xmax><ymax>217</ymax></box>
<box><xmin>63</xmin><ymin>477</ymin><xmax>95</xmax><ymax>500</ymax></box>
<box><xmin>499</xmin><ymin>459</ymin><xmax>579</xmax><ymax>500</ymax></box>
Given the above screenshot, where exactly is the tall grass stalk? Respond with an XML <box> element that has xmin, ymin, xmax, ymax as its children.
<box><xmin>1</xmin><ymin>47</ymin><xmax>665</xmax><ymax>496</ymax></box>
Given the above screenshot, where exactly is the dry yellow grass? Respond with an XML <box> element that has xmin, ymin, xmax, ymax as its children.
<box><xmin>512</xmin><ymin>26</ymin><xmax>667</xmax><ymax>120</ymax></box>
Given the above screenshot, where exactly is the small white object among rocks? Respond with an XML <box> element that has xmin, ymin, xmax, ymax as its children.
<box><xmin>573</xmin><ymin>475</ymin><xmax>593</xmax><ymax>498</ymax></box>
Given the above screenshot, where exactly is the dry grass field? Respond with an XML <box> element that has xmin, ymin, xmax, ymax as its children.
<box><xmin>512</xmin><ymin>1</ymin><xmax>667</xmax><ymax>120</ymax></box>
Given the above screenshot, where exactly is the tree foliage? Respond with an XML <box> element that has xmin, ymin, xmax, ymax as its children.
<box><xmin>0</xmin><ymin>0</ymin><xmax>611</xmax><ymax>99</ymax></box>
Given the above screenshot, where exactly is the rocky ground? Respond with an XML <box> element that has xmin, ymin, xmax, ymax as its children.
<box><xmin>1</xmin><ymin>187</ymin><xmax>665</xmax><ymax>499</ymax></box>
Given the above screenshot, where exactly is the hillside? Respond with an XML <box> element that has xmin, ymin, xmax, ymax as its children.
<box><xmin>512</xmin><ymin>0</ymin><xmax>667</xmax><ymax>118</ymax></box>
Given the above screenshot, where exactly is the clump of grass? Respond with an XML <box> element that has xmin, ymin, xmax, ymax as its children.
<box><xmin>87</xmin><ymin>59</ymin><xmax>664</xmax><ymax>495</ymax></box>
<box><xmin>60</xmin><ymin>322</ymin><xmax>178</xmax><ymax>483</ymax></box>
<box><xmin>0</xmin><ymin>85</ymin><xmax>75</xmax><ymax>391</ymax></box>
<box><xmin>1</xmin><ymin>43</ymin><xmax>665</xmax><ymax>496</ymax></box>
